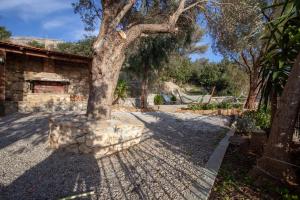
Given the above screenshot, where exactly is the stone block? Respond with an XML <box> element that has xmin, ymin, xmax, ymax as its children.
<box><xmin>48</xmin><ymin>115</ymin><xmax>145</xmax><ymax>157</ymax></box>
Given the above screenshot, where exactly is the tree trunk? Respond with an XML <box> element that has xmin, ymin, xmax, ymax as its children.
<box><xmin>254</xmin><ymin>53</ymin><xmax>300</xmax><ymax>185</ymax></box>
<box><xmin>245</xmin><ymin>69</ymin><xmax>260</xmax><ymax>109</ymax></box>
<box><xmin>140</xmin><ymin>64</ymin><xmax>149</xmax><ymax>109</ymax></box>
<box><xmin>86</xmin><ymin>35</ymin><xmax>126</xmax><ymax>120</ymax></box>
<box><xmin>270</xmin><ymin>89</ymin><xmax>278</xmax><ymax>125</ymax></box>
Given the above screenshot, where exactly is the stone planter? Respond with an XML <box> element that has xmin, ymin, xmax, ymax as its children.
<box><xmin>49</xmin><ymin>115</ymin><xmax>144</xmax><ymax>158</ymax></box>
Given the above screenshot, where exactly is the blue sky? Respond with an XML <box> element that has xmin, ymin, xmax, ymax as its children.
<box><xmin>0</xmin><ymin>0</ymin><xmax>222</xmax><ymax>62</ymax></box>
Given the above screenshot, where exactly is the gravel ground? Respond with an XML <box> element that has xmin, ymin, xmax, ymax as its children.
<box><xmin>0</xmin><ymin>111</ymin><xmax>229</xmax><ymax>200</ymax></box>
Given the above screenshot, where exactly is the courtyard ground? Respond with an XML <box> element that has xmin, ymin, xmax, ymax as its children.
<box><xmin>0</xmin><ymin>111</ymin><xmax>229</xmax><ymax>200</ymax></box>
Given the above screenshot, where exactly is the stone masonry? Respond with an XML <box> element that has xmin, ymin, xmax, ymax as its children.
<box><xmin>3</xmin><ymin>53</ymin><xmax>90</xmax><ymax>113</ymax></box>
<box><xmin>49</xmin><ymin>114</ymin><xmax>145</xmax><ymax>158</ymax></box>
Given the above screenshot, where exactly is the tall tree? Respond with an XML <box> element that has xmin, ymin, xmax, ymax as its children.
<box><xmin>254</xmin><ymin>0</ymin><xmax>300</xmax><ymax>184</ymax></box>
<box><xmin>73</xmin><ymin>0</ymin><xmax>206</xmax><ymax>120</ymax></box>
<box><xmin>0</xmin><ymin>26</ymin><xmax>11</xmax><ymax>41</ymax></box>
<box><xmin>206</xmin><ymin>0</ymin><xmax>266</xmax><ymax>109</ymax></box>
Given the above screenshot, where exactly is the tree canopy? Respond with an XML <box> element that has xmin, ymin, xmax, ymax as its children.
<box><xmin>0</xmin><ymin>26</ymin><xmax>11</xmax><ymax>41</ymax></box>
<box><xmin>56</xmin><ymin>36</ymin><xmax>96</xmax><ymax>57</ymax></box>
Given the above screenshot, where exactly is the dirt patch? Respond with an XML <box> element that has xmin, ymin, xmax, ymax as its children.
<box><xmin>209</xmin><ymin>145</ymin><xmax>300</xmax><ymax>200</ymax></box>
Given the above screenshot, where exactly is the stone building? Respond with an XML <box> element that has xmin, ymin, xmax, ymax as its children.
<box><xmin>0</xmin><ymin>41</ymin><xmax>92</xmax><ymax>115</ymax></box>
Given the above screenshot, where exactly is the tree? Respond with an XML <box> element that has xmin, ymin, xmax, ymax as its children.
<box><xmin>161</xmin><ymin>54</ymin><xmax>194</xmax><ymax>85</ymax></box>
<box><xmin>192</xmin><ymin>60</ymin><xmax>248</xmax><ymax>96</ymax></box>
<box><xmin>56</xmin><ymin>36</ymin><xmax>96</xmax><ymax>57</ymax></box>
<box><xmin>124</xmin><ymin>24</ymin><xmax>207</xmax><ymax>108</ymax></box>
<box><xmin>124</xmin><ymin>35</ymin><xmax>176</xmax><ymax>108</ymax></box>
<box><xmin>206</xmin><ymin>0</ymin><xmax>266</xmax><ymax>109</ymax></box>
<box><xmin>27</xmin><ymin>40</ymin><xmax>45</xmax><ymax>48</ymax></box>
<box><xmin>253</xmin><ymin>0</ymin><xmax>300</xmax><ymax>184</ymax></box>
<box><xmin>73</xmin><ymin>0</ymin><xmax>206</xmax><ymax>120</ymax></box>
<box><xmin>0</xmin><ymin>26</ymin><xmax>11</xmax><ymax>41</ymax></box>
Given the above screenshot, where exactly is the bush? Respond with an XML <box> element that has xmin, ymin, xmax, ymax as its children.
<box><xmin>171</xmin><ymin>95</ymin><xmax>177</xmax><ymax>102</ymax></box>
<box><xmin>236</xmin><ymin>115</ymin><xmax>257</xmax><ymax>134</ymax></box>
<box><xmin>154</xmin><ymin>94</ymin><xmax>164</xmax><ymax>105</ymax></box>
<box><xmin>114</xmin><ymin>79</ymin><xmax>128</xmax><ymax>101</ymax></box>
<box><xmin>188</xmin><ymin>102</ymin><xmax>242</xmax><ymax>110</ymax></box>
<box><xmin>236</xmin><ymin>108</ymin><xmax>271</xmax><ymax>134</ymax></box>
<box><xmin>243</xmin><ymin>109</ymin><xmax>271</xmax><ymax>130</ymax></box>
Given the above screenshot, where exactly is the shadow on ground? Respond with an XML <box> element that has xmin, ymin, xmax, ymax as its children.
<box><xmin>0</xmin><ymin>111</ymin><xmax>229</xmax><ymax>200</ymax></box>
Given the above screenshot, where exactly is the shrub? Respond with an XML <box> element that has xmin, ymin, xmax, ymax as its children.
<box><xmin>243</xmin><ymin>109</ymin><xmax>271</xmax><ymax>130</ymax></box>
<box><xmin>236</xmin><ymin>115</ymin><xmax>257</xmax><ymax>134</ymax></box>
<box><xmin>154</xmin><ymin>94</ymin><xmax>164</xmax><ymax>105</ymax></box>
<box><xmin>236</xmin><ymin>108</ymin><xmax>271</xmax><ymax>134</ymax></box>
<box><xmin>217</xmin><ymin>102</ymin><xmax>233</xmax><ymax>109</ymax></box>
<box><xmin>188</xmin><ymin>102</ymin><xmax>242</xmax><ymax>110</ymax></box>
<box><xmin>114</xmin><ymin>79</ymin><xmax>128</xmax><ymax>101</ymax></box>
<box><xmin>171</xmin><ymin>95</ymin><xmax>177</xmax><ymax>102</ymax></box>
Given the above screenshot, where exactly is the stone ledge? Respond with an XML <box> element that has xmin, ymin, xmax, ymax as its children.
<box><xmin>48</xmin><ymin>115</ymin><xmax>145</xmax><ymax>158</ymax></box>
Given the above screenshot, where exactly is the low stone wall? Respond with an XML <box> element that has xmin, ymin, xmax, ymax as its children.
<box><xmin>49</xmin><ymin>115</ymin><xmax>145</xmax><ymax>158</ymax></box>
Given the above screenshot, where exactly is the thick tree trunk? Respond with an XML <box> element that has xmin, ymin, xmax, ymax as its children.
<box><xmin>86</xmin><ymin>35</ymin><xmax>126</xmax><ymax>120</ymax></box>
<box><xmin>85</xmin><ymin>0</ymin><xmax>197</xmax><ymax>120</ymax></box>
<box><xmin>253</xmin><ymin>53</ymin><xmax>300</xmax><ymax>185</ymax></box>
<box><xmin>245</xmin><ymin>69</ymin><xmax>260</xmax><ymax>109</ymax></box>
<box><xmin>140</xmin><ymin>64</ymin><xmax>149</xmax><ymax>109</ymax></box>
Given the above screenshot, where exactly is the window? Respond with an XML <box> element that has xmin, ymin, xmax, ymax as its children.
<box><xmin>31</xmin><ymin>81</ymin><xmax>68</xmax><ymax>94</ymax></box>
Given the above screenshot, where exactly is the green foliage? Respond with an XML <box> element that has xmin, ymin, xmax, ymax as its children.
<box><xmin>27</xmin><ymin>40</ymin><xmax>45</xmax><ymax>48</ymax></box>
<box><xmin>192</xmin><ymin>59</ymin><xmax>248</xmax><ymax>96</ymax></box>
<box><xmin>114</xmin><ymin>79</ymin><xmax>128</xmax><ymax>101</ymax></box>
<box><xmin>236</xmin><ymin>115</ymin><xmax>257</xmax><ymax>134</ymax></box>
<box><xmin>154</xmin><ymin>94</ymin><xmax>164</xmax><ymax>105</ymax></box>
<box><xmin>243</xmin><ymin>109</ymin><xmax>271</xmax><ymax>130</ymax></box>
<box><xmin>160</xmin><ymin>55</ymin><xmax>194</xmax><ymax>85</ymax></box>
<box><xmin>56</xmin><ymin>36</ymin><xmax>95</xmax><ymax>57</ymax></box>
<box><xmin>188</xmin><ymin>102</ymin><xmax>242</xmax><ymax>111</ymax></box>
<box><xmin>0</xmin><ymin>26</ymin><xmax>11</xmax><ymax>41</ymax></box>
<box><xmin>170</xmin><ymin>95</ymin><xmax>176</xmax><ymax>102</ymax></box>
<box><xmin>236</xmin><ymin>108</ymin><xmax>271</xmax><ymax>133</ymax></box>
<box><xmin>260</xmin><ymin>0</ymin><xmax>300</xmax><ymax>107</ymax></box>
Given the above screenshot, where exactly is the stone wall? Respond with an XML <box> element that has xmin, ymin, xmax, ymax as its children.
<box><xmin>49</xmin><ymin>115</ymin><xmax>144</xmax><ymax>158</ymax></box>
<box><xmin>3</xmin><ymin>53</ymin><xmax>90</xmax><ymax>113</ymax></box>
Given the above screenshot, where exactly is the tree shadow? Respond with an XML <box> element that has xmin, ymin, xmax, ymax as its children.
<box><xmin>0</xmin><ymin>112</ymin><xmax>49</xmax><ymax>150</ymax></box>
<box><xmin>0</xmin><ymin>111</ymin><xmax>229</xmax><ymax>199</ymax></box>
<box><xmin>0</xmin><ymin>150</ymin><xmax>101</xmax><ymax>200</ymax></box>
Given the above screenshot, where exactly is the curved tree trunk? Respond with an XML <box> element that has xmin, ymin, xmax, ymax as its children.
<box><xmin>254</xmin><ymin>53</ymin><xmax>300</xmax><ymax>185</ymax></box>
<box><xmin>85</xmin><ymin>0</ymin><xmax>198</xmax><ymax>121</ymax></box>
<box><xmin>244</xmin><ymin>69</ymin><xmax>260</xmax><ymax>109</ymax></box>
<box><xmin>86</xmin><ymin>35</ymin><xmax>126</xmax><ymax>120</ymax></box>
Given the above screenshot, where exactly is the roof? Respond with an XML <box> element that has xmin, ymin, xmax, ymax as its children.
<box><xmin>0</xmin><ymin>41</ymin><xmax>92</xmax><ymax>64</ymax></box>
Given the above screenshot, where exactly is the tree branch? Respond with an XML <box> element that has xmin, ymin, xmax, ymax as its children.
<box><xmin>126</xmin><ymin>0</ymin><xmax>205</xmax><ymax>45</ymax></box>
<box><xmin>109</xmin><ymin>0</ymin><xmax>136</xmax><ymax>31</ymax></box>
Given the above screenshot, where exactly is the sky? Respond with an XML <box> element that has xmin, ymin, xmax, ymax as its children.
<box><xmin>0</xmin><ymin>0</ymin><xmax>222</xmax><ymax>62</ymax></box>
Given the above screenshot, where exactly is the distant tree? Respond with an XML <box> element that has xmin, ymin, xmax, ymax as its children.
<box><xmin>193</xmin><ymin>60</ymin><xmax>248</xmax><ymax>96</ymax></box>
<box><xmin>160</xmin><ymin>54</ymin><xmax>194</xmax><ymax>85</ymax></box>
<box><xmin>124</xmin><ymin>23</ymin><xmax>207</xmax><ymax>108</ymax></box>
<box><xmin>206</xmin><ymin>0</ymin><xmax>266</xmax><ymax>108</ymax></box>
<box><xmin>27</xmin><ymin>40</ymin><xmax>45</xmax><ymax>48</ymax></box>
<box><xmin>56</xmin><ymin>36</ymin><xmax>96</xmax><ymax>57</ymax></box>
<box><xmin>0</xmin><ymin>26</ymin><xmax>11</xmax><ymax>41</ymax></box>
